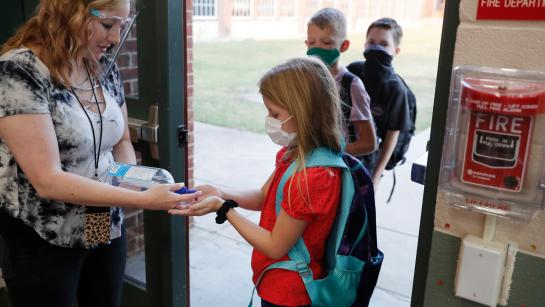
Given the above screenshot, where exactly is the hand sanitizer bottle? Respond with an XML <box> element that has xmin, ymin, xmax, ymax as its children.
<box><xmin>105</xmin><ymin>163</ymin><xmax>196</xmax><ymax>194</ymax></box>
<box><xmin>105</xmin><ymin>163</ymin><xmax>174</xmax><ymax>191</ymax></box>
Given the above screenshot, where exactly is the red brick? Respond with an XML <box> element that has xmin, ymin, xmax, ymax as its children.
<box><xmin>123</xmin><ymin>40</ymin><xmax>137</xmax><ymax>52</ymax></box>
<box><xmin>120</xmin><ymin>67</ymin><xmax>138</xmax><ymax>79</ymax></box>
<box><xmin>117</xmin><ymin>54</ymin><xmax>131</xmax><ymax>68</ymax></box>
<box><xmin>130</xmin><ymin>53</ymin><xmax>138</xmax><ymax>67</ymax></box>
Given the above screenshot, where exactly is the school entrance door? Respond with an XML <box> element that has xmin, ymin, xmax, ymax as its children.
<box><xmin>0</xmin><ymin>1</ymin><xmax>191</xmax><ymax>306</ymax></box>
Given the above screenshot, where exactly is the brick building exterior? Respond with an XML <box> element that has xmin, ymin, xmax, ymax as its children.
<box><xmin>193</xmin><ymin>0</ymin><xmax>444</xmax><ymax>41</ymax></box>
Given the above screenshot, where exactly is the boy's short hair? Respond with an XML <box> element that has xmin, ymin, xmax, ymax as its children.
<box><xmin>308</xmin><ymin>8</ymin><xmax>347</xmax><ymax>41</ymax></box>
<box><xmin>367</xmin><ymin>18</ymin><xmax>403</xmax><ymax>47</ymax></box>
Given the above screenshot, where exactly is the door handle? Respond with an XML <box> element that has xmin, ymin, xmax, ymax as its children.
<box><xmin>128</xmin><ymin>104</ymin><xmax>160</xmax><ymax>159</ymax></box>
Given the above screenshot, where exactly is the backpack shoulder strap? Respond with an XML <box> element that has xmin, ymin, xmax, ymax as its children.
<box><xmin>347</xmin><ymin>61</ymin><xmax>365</xmax><ymax>78</ymax></box>
<box><xmin>249</xmin><ymin>149</ymin><xmax>362</xmax><ymax>306</ymax></box>
<box><xmin>274</xmin><ymin>147</ymin><xmax>353</xmax><ymax>261</ymax></box>
<box><xmin>395</xmin><ymin>73</ymin><xmax>409</xmax><ymax>87</ymax></box>
<box><xmin>339</xmin><ymin>71</ymin><xmax>357</xmax><ymax>143</ymax></box>
<box><xmin>275</xmin><ymin>147</ymin><xmax>347</xmax><ymax>215</ymax></box>
<box><xmin>396</xmin><ymin>73</ymin><xmax>417</xmax><ymax>133</ymax></box>
<box><xmin>258</xmin><ymin>148</ymin><xmax>348</xmax><ymax>294</ymax></box>
<box><xmin>340</xmin><ymin>71</ymin><xmax>354</xmax><ymax>110</ymax></box>
<box><xmin>340</xmin><ymin>71</ymin><xmax>355</xmax><ymax>96</ymax></box>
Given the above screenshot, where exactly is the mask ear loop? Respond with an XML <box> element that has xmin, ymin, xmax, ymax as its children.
<box><xmin>280</xmin><ymin>116</ymin><xmax>293</xmax><ymax>125</ymax></box>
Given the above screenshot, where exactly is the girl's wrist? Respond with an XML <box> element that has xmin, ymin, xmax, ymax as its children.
<box><xmin>215</xmin><ymin>199</ymin><xmax>239</xmax><ymax>224</ymax></box>
<box><xmin>215</xmin><ymin>197</ymin><xmax>225</xmax><ymax>211</ymax></box>
<box><xmin>217</xmin><ymin>189</ymin><xmax>226</xmax><ymax>200</ymax></box>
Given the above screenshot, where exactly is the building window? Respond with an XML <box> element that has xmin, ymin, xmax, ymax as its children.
<box><xmin>321</xmin><ymin>0</ymin><xmax>335</xmax><ymax>8</ymax></box>
<box><xmin>278</xmin><ymin>0</ymin><xmax>295</xmax><ymax>17</ymax></box>
<box><xmin>233</xmin><ymin>0</ymin><xmax>251</xmax><ymax>17</ymax></box>
<box><xmin>194</xmin><ymin>0</ymin><xmax>216</xmax><ymax>17</ymax></box>
<box><xmin>256</xmin><ymin>0</ymin><xmax>275</xmax><ymax>18</ymax></box>
<box><xmin>335</xmin><ymin>0</ymin><xmax>350</xmax><ymax>16</ymax></box>
<box><xmin>308</xmin><ymin>0</ymin><xmax>350</xmax><ymax>19</ymax></box>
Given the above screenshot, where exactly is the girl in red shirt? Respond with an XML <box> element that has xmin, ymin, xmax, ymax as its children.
<box><xmin>169</xmin><ymin>57</ymin><xmax>345</xmax><ymax>307</ymax></box>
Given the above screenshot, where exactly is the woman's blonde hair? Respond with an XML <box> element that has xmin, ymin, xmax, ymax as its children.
<box><xmin>1</xmin><ymin>0</ymin><xmax>133</xmax><ymax>86</ymax></box>
<box><xmin>259</xmin><ymin>57</ymin><xmax>344</xmax><ymax>208</ymax></box>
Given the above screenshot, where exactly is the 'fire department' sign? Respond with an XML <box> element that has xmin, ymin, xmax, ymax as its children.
<box><xmin>477</xmin><ymin>0</ymin><xmax>545</xmax><ymax>20</ymax></box>
<box><xmin>461</xmin><ymin>78</ymin><xmax>545</xmax><ymax>192</ymax></box>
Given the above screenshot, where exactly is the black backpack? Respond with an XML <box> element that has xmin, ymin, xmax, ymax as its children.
<box><xmin>385</xmin><ymin>74</ymin><xmax>416</xmax><ymax>170</ymax></box>
<box><xmin>344</xmin><ymin>62</ymin><xmax>416</xmax><ymax>171</ymax></box>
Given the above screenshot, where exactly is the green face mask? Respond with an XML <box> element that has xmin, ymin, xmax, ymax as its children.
<box><xmin>306</xmin><ymin>47</ymin><xmax>340</xmax><ymax>66</ymax></box>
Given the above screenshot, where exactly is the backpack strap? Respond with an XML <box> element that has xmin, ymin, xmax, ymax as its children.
<box><xmin>340</xmin><ymin>72</ymin><xmax>357</xmax><ymax>143</ymax></box>
<box><xmin>274</xmin><ymin>148</ymin><xmax>348</xmax><ymax>264</ymax></box>
<box><xmin>346</xmin><ymin>61</ymin><xmax>365</xmax><ymax>79</ymax></box>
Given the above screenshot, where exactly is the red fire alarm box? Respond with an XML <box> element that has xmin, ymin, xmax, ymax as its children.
<box><xmin>440</xmin><ymin>66</ymin><xmax>545</xmax><ymax>219</ymax></box>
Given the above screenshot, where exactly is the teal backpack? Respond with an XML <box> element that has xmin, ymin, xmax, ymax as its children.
<box><xmin>250</xmin><ymin>148</ymin><xmax>383</xmax><ymax>307</ymax></box>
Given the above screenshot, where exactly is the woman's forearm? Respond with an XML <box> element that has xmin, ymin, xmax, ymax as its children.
<box><xmin>35</xmin><ymin>170</ymin><xmax>146</xmax><ymax>208</ymax></box>
<box><xmin>113</xmin><ymin>139</ymin><xmax>137</xmax><ymax>164</ymax></box>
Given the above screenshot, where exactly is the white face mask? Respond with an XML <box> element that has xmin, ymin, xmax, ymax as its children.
<box><xmin>265</xmin><ymin>115</ymin><xmax>297</xmax><ymax>147</ymax></box>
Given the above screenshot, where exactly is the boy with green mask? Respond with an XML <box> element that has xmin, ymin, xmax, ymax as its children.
<box><xmin>306</xmin><ymin>8</ymin><xmax>377</xmax><ymax>158</ymax></box>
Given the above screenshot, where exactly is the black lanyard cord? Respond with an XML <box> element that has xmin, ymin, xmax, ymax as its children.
<box><xmin>69</xmin><ymin>62</ymin><xmax>104</xmax><ymax>178</ymax></box>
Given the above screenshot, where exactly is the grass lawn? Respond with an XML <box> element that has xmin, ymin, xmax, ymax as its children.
<box><xmin>193</xmin><ymin>20</ymin><xmax>442</xmax><ymax>133</ymax></box>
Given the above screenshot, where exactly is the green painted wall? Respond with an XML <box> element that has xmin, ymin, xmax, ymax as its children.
<box><xmin>423</xmin><ymin>231</ymin><xmax>545</xmax><ymax>306</ymax></box>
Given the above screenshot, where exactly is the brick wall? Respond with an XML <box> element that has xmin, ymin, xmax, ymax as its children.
<box><xmin>119</xmin><ymin>26</ymin><xmax>139</xmax><ymax>97</ymax></box>
<box><xmin>196</xmin><ymin>0</ymin><xmax>443</xmax><ymax>41</ymax></box>
<box><xmin>187</xmin><ymin>0</ymin><xmax>195</xmax><ymax>189</ymax></box>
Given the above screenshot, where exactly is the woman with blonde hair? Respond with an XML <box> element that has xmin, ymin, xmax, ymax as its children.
<box><xmin>0</xmin><ymin>1</ymin><xmax>199</xmax><ymax>306</ymax></box>
<box><xmin>170</xmin><ymin>57</ymin><xmax>345</xmax><ymax>307</ymax></box>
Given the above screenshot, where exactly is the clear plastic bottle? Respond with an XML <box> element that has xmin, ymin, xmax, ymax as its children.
<box><xmin>105</xmin><ymin>163</ymin><xmax>175</xmax><ymax>191</ymax></box>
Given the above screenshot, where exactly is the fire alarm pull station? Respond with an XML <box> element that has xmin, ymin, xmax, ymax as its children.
<box><xmin>439</xmin><ymin>66</ymin><xmax>545</xmax><ymax>219</ymax></box>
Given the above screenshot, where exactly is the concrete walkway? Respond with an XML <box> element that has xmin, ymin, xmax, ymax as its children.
<box><xmin>190</xmin><ymin>122</ymin><xmax>429</xmax><ymax>307</ymax></box>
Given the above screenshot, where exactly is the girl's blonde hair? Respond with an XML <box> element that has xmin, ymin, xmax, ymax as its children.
<box><xmin>1</xmin><ymin>0</ymin><xmax>133</xmax><ymax>86</ymax></box>
<box><xmin>259</xmin><ymin>57</ymin><xmax>344</xmax><ymax>207</ymax></box>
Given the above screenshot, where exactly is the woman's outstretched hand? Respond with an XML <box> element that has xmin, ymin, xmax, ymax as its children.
<box><xmin>168</xmin><ymin>196</ymin><xmax>223</xmax><ymax>216</ymax></box>
<box><xmin>141</xmin><ymin>183</ymin><xmax>201</xmax><ymax>210</ymax></box>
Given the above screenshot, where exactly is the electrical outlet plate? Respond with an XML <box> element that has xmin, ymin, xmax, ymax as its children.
<box><xmin>455</xmin><ymin>235</ymin><xmax>507</xmax><ymax>306</ymax></box>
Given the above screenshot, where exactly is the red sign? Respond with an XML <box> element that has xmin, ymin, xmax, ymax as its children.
<box><xmin>460</xmin><ymin>78</ymin><xmax>545</xmax><ymax>192</ymax></box>
<box><xmin>477</xmin><ymin>0</ymin><xmax>545</xmax><ymax>20</ymax></box>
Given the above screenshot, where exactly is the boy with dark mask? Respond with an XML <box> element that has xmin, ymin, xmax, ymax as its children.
<box><xmin>347</xmin><ymin>18</ymin><xmax>411</xmax><ymax>189</ymax></box>
<box><xmin>306</xmin><ymin>8</ymin><xmax>377</xmax><ymax>158</ymax></box>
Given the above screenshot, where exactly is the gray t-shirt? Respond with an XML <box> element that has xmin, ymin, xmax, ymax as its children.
<box><xmin>0</xmin><ymin>48</ymin><xmax>126</xmax><ymax>248</ymax></box>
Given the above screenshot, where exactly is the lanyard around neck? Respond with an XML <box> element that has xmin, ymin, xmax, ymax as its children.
<box><xmin>69</xmin><ymin>63</ymin><xmax>104</xmax><ymax>178</ymax></box>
